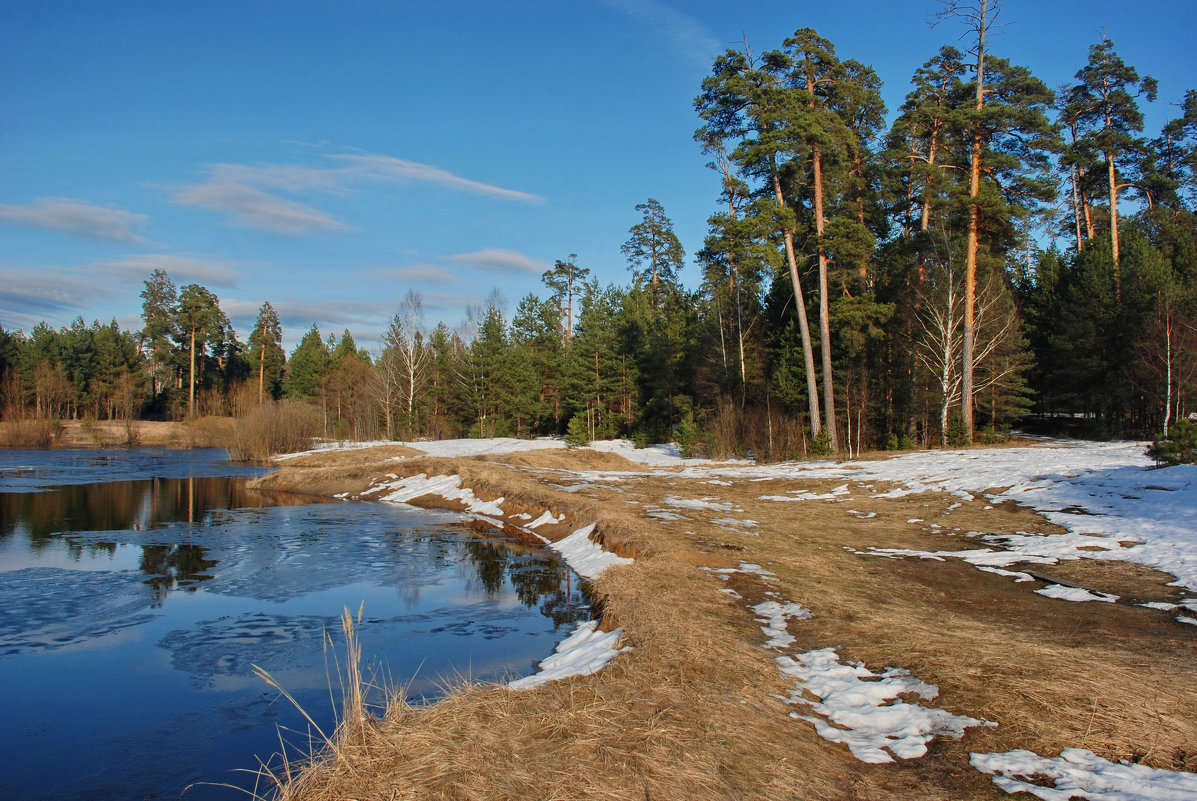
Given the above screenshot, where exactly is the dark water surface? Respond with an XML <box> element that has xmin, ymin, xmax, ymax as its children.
<box><xmin>0</xmin><ymin>449</ymin><xmax>588</xmax><ymax>801</ymax></box>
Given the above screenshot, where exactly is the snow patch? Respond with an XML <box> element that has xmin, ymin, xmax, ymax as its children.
<box><xmin>777</xmin><ymin>648</ymin><xmax>991</xmax><ymax>763</ymax></box>
<box><xmin>1035</xmin><ymin>584</ymin><xmax>1119</xmax><ymax>603</ymax></box>
<box><xmin>507</xmin><ymin>620</ymin><xmax>630</xmax><ymax>691</ymax></box>
<box><xmin>971</xmin><ymin>747</ymin><xmax>1197</xmax><ymax>801</ymax></box>
<box><xmin>549</xmin><ymin>524</ymin><xmax>633</xmax><ymax>581</ymax></box>
<box><xmin>663</xmin><ymin>494</ymin><xmax>735</xmax><ymax>511</ymax></box>
<box><xmin>380</xmin><ymin>473</ymin><xmax>504</xmax><ymax>516</ymax></box>
<box><xmin>750</xmin><ymin>600</ymin><xmax>812</xmax><ymax>649</ymax></box>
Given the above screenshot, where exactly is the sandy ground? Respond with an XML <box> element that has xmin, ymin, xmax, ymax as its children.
<box><xmin>248</xmin><ymin>443</ymin><xmax>1195</xmax><ymax>800</ymax></box>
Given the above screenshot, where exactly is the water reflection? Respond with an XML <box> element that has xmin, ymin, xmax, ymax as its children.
<box><xmin>0</xmin><ymin>449</ymin><xmax>590</xmax><ymax>801</ymax></box>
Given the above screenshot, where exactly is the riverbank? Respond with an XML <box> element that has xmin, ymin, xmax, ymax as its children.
<box><xmin>0</xmin><ymin>418</ymin><xmax>231</xmax><ymax>449</ymax></box>
<box><xmin>253</xmin><ymin>439</ymin><xmax>1197</xmax><ymax>800</ymax></box>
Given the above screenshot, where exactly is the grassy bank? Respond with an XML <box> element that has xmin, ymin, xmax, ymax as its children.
<box><xmin>251</xmin><ymin>445</ymin><xmax>1197</xmax><ymax>800</ymax></box>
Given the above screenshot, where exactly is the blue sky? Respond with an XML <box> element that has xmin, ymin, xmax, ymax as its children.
<box><xmin>2</xmin><ymin>0</ymin><xmax>1193</xmax><ymax>351</ymax></box>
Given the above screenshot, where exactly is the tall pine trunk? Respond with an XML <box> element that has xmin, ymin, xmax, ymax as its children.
<box><xmin>772</xmin><ymin>169</ymin><xmax>822</xmax><ymax>438</ymax></box>
<box><xmin>812</xmin><ymin>143</ymin><xmax>838</xmax><ymax>451</ymax></box>
<box><xmin>961</xmin><ymin>0</ymin><xmax>987</xmax><ymax>445</ymax></box>
<box><xmin>189</xmin><ymin>326</ymin><xmax>196</xmax><ymax>419</ymax></box>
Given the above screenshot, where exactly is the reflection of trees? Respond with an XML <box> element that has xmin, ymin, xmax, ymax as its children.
<box><xmin>464</xmin><ymin>540</ymin><xmax>510</xmax><ymax>595</ymax></box>
<box><xmin>0</xmin><ymin>476</ymin><xmax>287</xmax><ymax>541</ymax></box>
<box><xmin>140</xmin><ymin>543</ymin><xmax>218</xmax><ymax>605</ymax></box>
<box><xmin>462</xmin><ymin>538</ymin><xmax>591</xmax><ymax>628</ymax></box>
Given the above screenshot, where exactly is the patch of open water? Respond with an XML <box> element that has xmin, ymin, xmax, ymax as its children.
<box><xmin>0</xmin><ymin>448</ymin><xmax>589</xmax><ymax>800</ymax></box>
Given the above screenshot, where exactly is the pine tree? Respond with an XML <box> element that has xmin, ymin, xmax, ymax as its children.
<box><xmin>175</xmin><ymin>284</ymin><xmax>228</xmax><ymax>418</ymax></box>
<box><xmin>933</xmin><ymin>0</ymin><xmax>1058</xmax><ymax>441</ymax></box>
<box><xmin>541</xmin><ymin>255</ymin><xmax>590</xmax><ymax>341</ymax></box>
<box><xmin>1063</xmin><ymin>38</ymin><xmax>1157</xmax><ymax>289</ymax></box>
<box><xmin>248</xmin><ymin>301</ymin><xmax>285</xmax><ymax>404</ymax></box>
<box><xmin>139</xmin><ymin>269</ymin><xmax>177</xmax><ymax>402</ymax></box>
<box><xmin>621</xmin><ymin>199</ymin><xmax>684</xmax><ymax>311</ymax></box>
<box><xmin>696</xmin><ymin>41</ymin><xmax>823</xmax><ymax>439</ymax></box>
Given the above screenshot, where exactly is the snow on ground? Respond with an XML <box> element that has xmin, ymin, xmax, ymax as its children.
<box><xmin>678</xmin><ymin>440</ymin><xmax>1197</xmax><ymax>595</ymax></box>
<box><xmin>751</xmin><ymin>600</ymin><xmax>811</xmax><ymax>649</ymax></box>
<box><xmin>548</xmin><ymin>524</ymin><xmax>634</xmax><ymax>581</ymax></box>
<box><xmin>775</xmin><ymin>647</ymin><xmax>992</xmax><ymax>764</ymax></box>
<box><xmin>379</xmin><ymin>473</ymin><xmax>504</xmax><ymax>516</ymax></box>
<box><xmin>401</xmin><ymin>437</ymin><xmax>566</xmax><ymax>458</ymax></box>
<box><xmin>759</xmin><ymin>483</ymin><xmax>851</xmax><ymax>502</ymax></box>
<box><xmin>971</xmin><ymin>748</ymin><xmax>1197</xmax><ymax>801</ymax></box>
<box><xmin>1034</xmin><ymin>584</ymin><xmax>1119</xmax><ymax>603</ymax></box>
<box><xmin>507</xmin><ymin>620</ymin><xmax>631</xmax><ymax>691</ymax></box>
<box><xmin>663</xmin><ymin>494</ymin><xmax>737</xmax><ymax>512</ymax></box>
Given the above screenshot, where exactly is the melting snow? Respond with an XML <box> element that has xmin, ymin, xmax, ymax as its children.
<box><xmin>663</xmin><ymin>494</ymin><xmax>736</xmax><ymax>511</ymax></box>
<box><xmin>549</xmin><ymin>524</ymin><xmax>633</xmax><ymax>581</ymax></box>
<box><xmin>750</xmin><ymin>600</ymin><xmax>812</xmax><ymax>649</ymax></box>
<box><xmin>776</xmin><ymin>647</ymin><xmax>991</xmax><ymax>763</ymax></box>
<box><xmin>507</xmin><ymin>620</ymin><xmax>631</xmax><ymax>691</ymax></box>
<box><xmin>971</xmin><ymin>748</ymin><xmax>1197</xmax><ymax>801</ymax></box>
<box><xmin>1035</xmin><ymin>584</ymin><xmax>1119</xmax><ymax>603</ymax></box>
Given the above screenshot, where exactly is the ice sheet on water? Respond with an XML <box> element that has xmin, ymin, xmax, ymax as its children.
<box><xmin>0</xmin><ymin>568</ymin><xmax>155</xmax><ymax>655</ymax></box>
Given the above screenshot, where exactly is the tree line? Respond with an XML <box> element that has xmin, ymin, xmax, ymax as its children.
<box><xmin>2</xmin><ymin>4</ymin><xmax>1195</xmax><ymax>456</ymax></box>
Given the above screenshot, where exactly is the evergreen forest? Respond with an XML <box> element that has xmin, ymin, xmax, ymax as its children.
<box><xmin>3</xmin><ymin>14</ymin><xmax>1195</xmax><ymax>458</ymax></box>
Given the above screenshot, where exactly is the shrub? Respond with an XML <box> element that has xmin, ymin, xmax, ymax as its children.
<box><xmin>228</xmin><ymin>401</ymin><xmax>322</xmax><ymax>461</ymax></box>
<box><xmin>945</xmin><ymin>410</ymin><xmax>970</xmax><ymax>448</ymax></box>
<box><xmin>1148</xmin><ymin>419</ymin><xmax>1197</xmax><ymax>466</ymax></box>
<box><xmin>565</xmin><ymin>415</ymin><xmax>589</xmax><ymax>447</ymax></box>
<box><xmin>675</xmin><ymin>410</ymin><xmax>701</xmax><ymax>458</ymax></box>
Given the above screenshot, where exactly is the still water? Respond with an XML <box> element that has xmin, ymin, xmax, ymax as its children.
<box><xmin>0</xmin><ymin>448</ymin><xmax>589</xmax><ymax>801</ymax></box>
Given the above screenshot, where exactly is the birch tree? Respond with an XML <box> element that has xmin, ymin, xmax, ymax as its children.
<box><xmin>380</xmin><ymin>290</ymin><xmax>430</xmax><ymax>439</ymax></box>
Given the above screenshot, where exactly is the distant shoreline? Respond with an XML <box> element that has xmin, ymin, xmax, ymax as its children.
<box><xmin>0</xmin><ymin>419</ymin><xmax>228</xmax><ymax>450</ymax></box>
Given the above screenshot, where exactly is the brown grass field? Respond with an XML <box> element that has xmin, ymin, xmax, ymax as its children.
<box><xmin>249</xmin><ymin>443</ymin><xmax>1197</xmax><ymax>800</ymax></box>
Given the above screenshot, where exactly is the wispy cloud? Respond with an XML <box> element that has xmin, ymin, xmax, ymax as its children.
<box><xmin>362</xmin><ymin>264</ymin><xmax>467</xmax><ymax>284</ymax></box>
<box><xmin>172</xmin><ymin>149</ymin><xmax>542</xmax><ymax>235</ymax></box>
<box><xmin>445</xmin><ymin>248</ymin><xmax>548</xmax><ymax>275</ymax></box>
<box><xmin>173</xmin><ymin>181</ymin><xmax>349</xmax><ymax>235</ymax></box>
<box><xmin>331</xmin><ymin>154</ymin><xmax>543</xmax><ymax>203</ymax></box>
<box><xmin>0</xmin><ymin>197</ymin><xmax>149</xmax><ymax>243</ymax></box>
<box><xmin>98</xmin><ymin>253</ymin><xmax>244</xmax><ymax>288</ymax></box>
<box><xmin>0</xmin><ymin>266</ymin><xmax>114</xmax><ymax>330</ymax></box>
<box><xmin>606</xmin><ymin>0</ymin><xmax>721</xmax><ymax>71</ymax></box>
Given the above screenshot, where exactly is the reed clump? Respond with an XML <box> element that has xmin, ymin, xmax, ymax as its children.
<box><xmin>228</xmin><ymin>401</ymin><xmax>323</xmax><ymax>461</ymax></box>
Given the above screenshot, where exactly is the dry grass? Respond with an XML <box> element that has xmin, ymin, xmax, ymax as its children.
<box><xmin>255</xmin><ymin>444</ymin><xmax>1197</xmax><ymax>800</ymax></box>
<box><xmin>479</xmin><ymin>447</ymin><xmax>644</xmax><ymax>472</ymax></box>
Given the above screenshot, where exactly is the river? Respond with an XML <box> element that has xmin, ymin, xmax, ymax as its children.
<box><xmin>0</xmin><ymin>448</ymin><xmax>589</xmax><ymax>800</ymax></box>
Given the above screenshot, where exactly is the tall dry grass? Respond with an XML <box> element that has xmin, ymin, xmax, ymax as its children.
<box><xmin>228</xmin><ymin>401</ymin><xmax>323</xmax><ymax>461</ymax></box>
<box><xmin>0</xmin><ymin>417</ymin><xmax>58</xmax><ymax>448</ymax></box>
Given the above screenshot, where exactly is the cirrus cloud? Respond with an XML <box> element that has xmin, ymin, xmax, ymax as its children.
<box><xmin>0</xmin><ymin>197</ymin><xmax>149</xmax><ymax>244</ymax></box>
<box><xmin>445</xmin><ymin>248</ymin><xmax>548</xmax><ymax>275</ymax></box>
<box><xmin>172</xmin><ymin>149</ymin><xmax>542</xmax><ymax>236</ymax></box>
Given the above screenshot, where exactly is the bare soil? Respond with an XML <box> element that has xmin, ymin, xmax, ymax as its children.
<box><xmin>253</xmin><ymin>445</ymin><xmax>1197</xmax><ymax>800</ymax></box>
